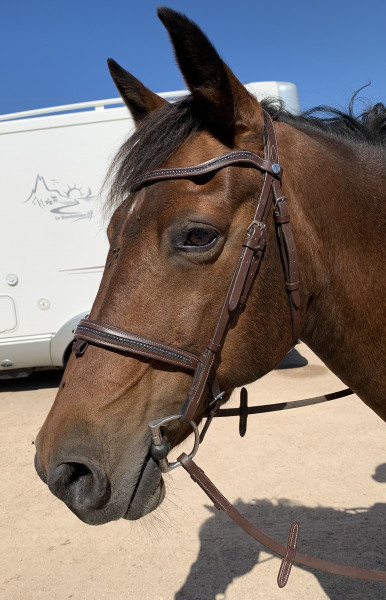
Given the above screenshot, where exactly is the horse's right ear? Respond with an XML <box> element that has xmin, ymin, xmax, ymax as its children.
<box><xmin>107</xmin><ymin>58</ymin><xmax>167</xmax><ymax>124</ymax></box>
<box><xmin>157</xmin><ymin>8</ymin><xmax>263</xmax><ymax>147</ymax></box>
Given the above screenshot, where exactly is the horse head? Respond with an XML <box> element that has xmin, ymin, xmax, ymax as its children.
<box><xmin>34</xmin><ymin>8</ymin><xmax>386</xmax><ymax>526</ymax></box>
<box><xmin>35</xmin><ymin>8</ymin><xmax>298</xmax><ymax>525</ymax></box>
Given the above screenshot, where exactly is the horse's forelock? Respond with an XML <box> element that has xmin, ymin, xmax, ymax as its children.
<box><xmin>103</xmin><ymin>97</ymin><xmax>203</xmax><ymax>215</ymax></box>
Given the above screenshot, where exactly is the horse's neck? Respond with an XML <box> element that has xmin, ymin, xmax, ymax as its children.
<box><xmin>287</xmin><ymin>131</ymin><xmax>386</xmax><ymax>418</ymax></box>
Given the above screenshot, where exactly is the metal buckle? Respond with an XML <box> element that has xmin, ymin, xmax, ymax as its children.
<box><xmin>206</xmin><ymin>390</ymin><xmax>226</xmax><ymax>411</ymax></box>
<box><xmin>200</xmin><ymin>391</ymin><xmax>226</xmax><ymax>443</ymax></box>
<box><xmin>274</xmin><ymin>195</ymin><xmax>287</xmax><ymax>207</ymax></box>
<box><xmin>247</xmin><ymin>219</ymin><xmax>266</xmax><ymax>232</ymax></box>
<box><xmin>148</xmin><ymin>414</ymin><xmax>200</xmax><ymax>473</ymax></box>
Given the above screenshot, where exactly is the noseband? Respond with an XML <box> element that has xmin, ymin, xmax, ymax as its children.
<box><xmin>72</xmin><ymin>110</ymin><xmax>385</xmax><ymax>586</ymax></box>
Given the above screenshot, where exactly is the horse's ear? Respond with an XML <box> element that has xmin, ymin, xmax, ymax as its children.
<box><xmin>157</xmin><ymin>7</ymin><xmax>263</xmax><ymax>146</ymax></box>
<box><xmin>107</xmin><ymin>58</ymin><xmax>167</xmax><ymax>124</ymax></box>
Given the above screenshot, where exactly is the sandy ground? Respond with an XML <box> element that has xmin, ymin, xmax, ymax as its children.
<box><xmin>0</xmin><ymin>343</ymin><xmax>385</xmax><ymax>600</ymax></box>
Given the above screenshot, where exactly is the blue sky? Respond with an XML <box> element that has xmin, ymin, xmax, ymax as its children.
<box><xmin>1</xmin><ymin>0</ymin><xmax>385</xmax><ymax>115</ymax></box>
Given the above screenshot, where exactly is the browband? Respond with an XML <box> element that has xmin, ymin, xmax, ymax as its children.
<box><xmin>132</xmin><ymin>149</ymin><xmax>282</xmax><ymax>190</ymax></box>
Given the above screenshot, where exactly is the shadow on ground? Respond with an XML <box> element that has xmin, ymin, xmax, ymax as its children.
<box><xmin>176</xmin><ymin>465</ymin><xmax>386</xmax><ymax>600</ymax></box>
<box><xmin>0</xmin><ymin>369</ymin><xmax>62</xmax><ymax>392</ymax></box>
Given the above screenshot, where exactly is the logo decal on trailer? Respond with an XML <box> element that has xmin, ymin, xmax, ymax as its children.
<box><xmin>24</xmin><ymin>175</ymin><xmax>97</xmax><ymax>222</ymax></box>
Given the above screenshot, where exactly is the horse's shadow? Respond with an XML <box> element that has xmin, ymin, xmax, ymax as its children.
<box><xmin>176</xmin><ymin>464</ymin><xmax>386</xmax><ymax>600</ymax></box>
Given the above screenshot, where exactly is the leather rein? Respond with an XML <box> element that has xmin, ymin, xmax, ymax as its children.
<box><xmin>72</xmin><ymin>110</ymin><xmax>385</xmax><ymax>587</ymax></box>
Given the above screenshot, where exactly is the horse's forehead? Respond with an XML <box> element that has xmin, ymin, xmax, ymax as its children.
<box><xmin>137</xmin><ymin>169</ymin><xmax>242</xmax><ymax>228</ymax></box>
<box><xmin>165</xmin><ymin>130</ymin><xmax>228</xmax><ymax>165</ymax></box>
<box><xmin>109</xmin><ymin>131</ymin><xmax>259</xmax><ymax>238</ymax></box>
<box><xmin>113</xmin><ymin>175</ymin><xmax>225</xmax><ymax>231</ymax></box>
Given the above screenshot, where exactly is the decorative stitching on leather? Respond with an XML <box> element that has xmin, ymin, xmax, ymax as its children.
<box><xmin>84</xmin><ymin>320</ymin><xmax>195</xmax><ymax>358</ymax></box>
<box><xmin>133</xmin><ymin>151</ymin><xmax>265</xmax><ymax>187</ymax></box>
<box><xmin>76</xmin><ymin>326</ymin><xmax>193</xmax><ymax>365</ymax></box>
<box><xmin>188</xmin><ymin>463</ymin><xmax>229</xmax><ymax>512</ymax></box>
<box><xmin>277</xmin><ymin>522</ymin><xmax>299</xmax><ymax>588</ymax></box>
<box><xmin>188</xmin><ymin>352</ymin><xmax>214</xmax><ymax>415</ymax></box>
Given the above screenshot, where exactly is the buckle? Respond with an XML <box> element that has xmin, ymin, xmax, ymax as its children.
<box><xmin>199</xmin><ymin>392</ymin><xmax>226</xmax><ymax>443</ymax></box>
<box><xmin>274</xmin><ymin>195</ymin><xmax>287</xmax><ymax>209</ymax></box>
<box><xmin>244</xmin><ymin>220</ymin><xmax>267</xmax><ymax>252</ymax></box>
<box><xmin>247</xmin><ymin>219</ymin><xmax>267</xmax><ymax>232</ymax></box>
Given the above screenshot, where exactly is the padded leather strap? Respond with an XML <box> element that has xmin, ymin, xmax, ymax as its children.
<box><xmin>132</xmin><ymin>149</ymin><xmax>282</xmax><ymax>190</ymax></box>
<box><xmin>75</xmin><ymin>319</ymin><xmax>200</xmax><ymax>371</ymax></box>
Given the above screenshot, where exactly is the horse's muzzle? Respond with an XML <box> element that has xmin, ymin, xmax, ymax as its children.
<box><xmin>34</xmin><ymin>450</ymin><xmax>164</xmax><ymax>524</ymax></box>
<box><xmin>48</xmin><ymin>457</ymin><xmax>111</xmax><ymax>513</ymax></box>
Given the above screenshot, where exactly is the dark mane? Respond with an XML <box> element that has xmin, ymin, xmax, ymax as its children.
<box><xmin>105</xmin><ymin>97</ymin><xmax>202</xmax><ymax>212</ymax></box>
<box><xmin>105</xmin><ymin>93</ymin><xmax>386</xmax><ymax>212</ymax></box>
<box><xmin>265</xmin><ymin>95</ymin><xmax>386</xmax><ymax>146</ymax></box>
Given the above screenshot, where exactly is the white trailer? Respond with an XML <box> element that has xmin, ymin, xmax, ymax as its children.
<box><xmin>0</xmin><ymin>82</ymin><xmax>299</xmax><ymax>378</ymax></box>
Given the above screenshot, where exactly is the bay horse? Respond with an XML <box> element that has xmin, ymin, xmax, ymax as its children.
<box><xmin>35</xmin><ymin>6</ymin><xmax>385</xmax><ymax>543</ymax></box>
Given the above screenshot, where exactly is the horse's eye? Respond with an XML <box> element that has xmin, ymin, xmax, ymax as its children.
<box><xmin>184</xmin><ymin>227</ymin><xmax>218</xmax><ymax>249</ymax></box>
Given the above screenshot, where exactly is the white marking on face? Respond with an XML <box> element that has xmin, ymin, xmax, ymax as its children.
<box><xmin>128</xmin><ymin>196</ymin><xmax>139</xmax><ymax>216</ymax></box>
<box><xmin>128</xmin><ymin>188</ymin><xmax>146</xmax><ymax>218</ymax></box>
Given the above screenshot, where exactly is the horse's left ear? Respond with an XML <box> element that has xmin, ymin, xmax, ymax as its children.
<box><xmin>157</xmin><ymin>7</ymin><xmax>263</xmax><ymax>146</ymax></box>
<box><xmin>107</xmin><ymin>58</ymin><xmax>167</xmax><ymax>124</ymax></box>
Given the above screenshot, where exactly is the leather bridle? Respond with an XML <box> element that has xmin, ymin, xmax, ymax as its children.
<box><xmin>72</xmin><ymin>110</ymin><xmax>386</xmax><ymax>587</ymax></box>
<box><xmin>74</xmin><ymin>110</ymin><xmax>300</xmax><ymax>423</ymax></box>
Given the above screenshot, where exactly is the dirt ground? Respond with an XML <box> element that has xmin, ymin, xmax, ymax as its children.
<box><xmin>0</xmin><ymin>343</ymin><xmax>385</xmax><ymax>600</ymax></box>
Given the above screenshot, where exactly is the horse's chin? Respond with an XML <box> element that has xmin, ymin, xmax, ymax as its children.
<box><xmin>123</xmin><ymin>457</ymin><xmax>166</xmax><ymax>520</ymax></box>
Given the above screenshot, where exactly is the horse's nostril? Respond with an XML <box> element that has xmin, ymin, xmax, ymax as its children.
<box><xmin>66</xmin><ymin>462</ymin><xmax>91</xmax><ymax>486</ymax></box>
<box><xmin>47</xmin><ymin>459</ymin><xmax>111</xmax><ymax>512</ymax></box>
